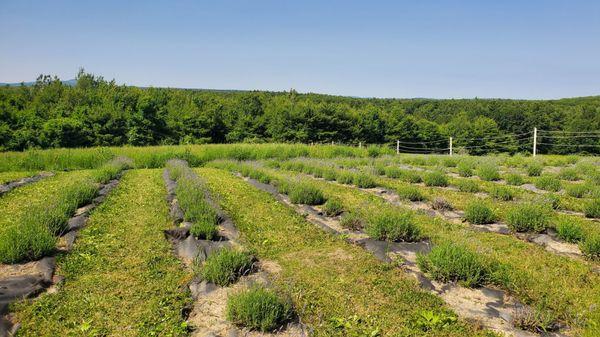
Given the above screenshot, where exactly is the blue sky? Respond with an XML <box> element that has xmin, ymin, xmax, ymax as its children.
<box><xmin>1</xmin><ymin>0</ymin><xmax>599</xmax><ymax>99</ymax></box>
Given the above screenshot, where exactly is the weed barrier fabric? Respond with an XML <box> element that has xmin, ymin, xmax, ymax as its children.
<box><xmin>0</xmin><ymin>172</ymin><xmax>54</xmax><ymax>197</ymax></box>
<box><xmin>0</xmin><ymin>177</ymin><xmax>122</xmax><ymax>337</ymax></box>
<box><xmin>162</xmin><ymin>166</ymin><xmax>306</xmax><ymax>336</ymax></box>
<box><xmin>241</xmin><ymin>175</ymin><xmax>568</xmax><ymax>337</ymax></box>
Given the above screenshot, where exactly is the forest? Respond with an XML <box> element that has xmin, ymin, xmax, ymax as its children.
<box><xmin>1</xmin><ymin>70</ymin><xmax>599</xmax><ymax>155</ymax></box>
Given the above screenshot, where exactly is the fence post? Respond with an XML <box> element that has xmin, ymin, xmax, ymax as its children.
<box><xmin>396</xmin><ymin>140</ymin><xmax>400</xmax><ymax>154</ymax></box>
<box><xmin>359</xmin><ymin>141</ymin><xmax>362</xmax><ymax>149</ymax></box>
<box><xmin>449</xmin><ymin>137</ymin><xmax>453</xmax><ymax>156</ymax></box>
<box><xmin>533</xmin><ymin>127</ymin><xmax>537</xmax><ymax>157</ymax></box>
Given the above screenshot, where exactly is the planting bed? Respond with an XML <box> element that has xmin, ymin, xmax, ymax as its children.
<box><xmin>0</xmin><ymin>172</ymin><xmax>53</xmax><ymax>196</ymax></box>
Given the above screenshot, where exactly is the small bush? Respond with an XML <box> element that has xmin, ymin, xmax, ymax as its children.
<box><xmin>558</xmin><ymin>168</ymin><xmax>579</xmax><ymax>181</ymax></box>
<box><xmin>417</xmin><ymin>242</ymin><xmax>491</xmax><ymax>287</ymax></box>
<box><xmin>555</xmin><ymin>220</ymin><xmax>584</xmax><ymax>243</ymax></box>
<box><xmin>401</xmin><ymin>170</ymin><xmax>423</xmax><ymax>183</ymax></box>
<box><xmin>288</xmin><ymin>183</ymin><xmax>326</xmax><ymax>205</ymax></box>
<box><xmin>477</xmin><ymin>164</ymin><xmax>500</xmax><ymax>181</ymax></box>
<box><xmin>323</xmin><ymin>197</ymin><xmax>344</xmax><ymax>216</ymax></box>
<box><xmin>339</xmin><ymin>212</ymin><xmax>364</xmax><ymax>230</ymax></box>
<box><xmin>93</xmin><ymin>156</ymin><xmax>133</xmax><ymax>183</ymax></box>
<box><xmin>464</xmin><ymin>201</ymin><xmax>495</xmax><ymax>224</ymax></box>
<box><xmin>336</xmin><ymin>171</ymin><xmax>355</xmax><ymax>185</ymax></box>
<box><xmin>200</xmin><ymin>249</ymin><xmax>255</xmax><ymax>286</ymax></box>
<box><xmin>506</xmin><ymin>203</ymin><xmax>549</xmax><ymax>233</ymax></box>
<box><xmin>353</xmin><ymin>173</ymin><xmax>376</xmax><ymax>188</ymax></box>
<box><xmin>190</xmin><ymin>220</ymin><xmax>219</xmax><ymax>240</ymax></box>
<box><xmin>490</xmin><ymin>186</ymin><xmax>514</xmax><ymax>201</ymax></box>
<box><xmin>366</xmin><ymin>210</ymin><xmax>421</xmax><ymax>242</ymax></box>
<box><xmin>584</xmin><ymin>198</ymin><xmax>600</xmax><ymax>218</ymax></box>
<box><xmin>396</xmin><ymin>185</ymin><xmax>426</xmax><ymax>201</ymax></box>
<box><xmin>580</xmin><ymin>233</ymin><xmax>600</xmax><ymax>260</ymax></box>
<box><xmin>504</xmin><ymin>173</ymin><xmax>524</xmax><ymax>186</ymax></box>
<box><xmin>526</xmin><ymin>162</ymin><xmax>544</xmax><ymax>177</ymax></box>
<box><xmin>322</xmin><ymin>168</ymin><xmax>337</xmax><ymax>181</ymax></box>
<box><xmin>423</xmin><ymin>171</ymin><xmax>448</xmax><ymax>187</ymax></box>
<box><xmin>0</xmin><ymin>222</ymin><xmax>56</xmax><ymax>264</ymax></box>
<box><xmin>442</xmin><ymin>158</ymin><xmax>457</xmax><ymax>167</ymax></box>
<box><xmin>456</xmin><ymin>161</ymin><xmax>474</xmax><ymax>177</ymax></box>
<box><xmin>534</xmin><ymin>175</ymin><xmax>561</xmax><ymax>192</ymax></box>
<box><xmin>565</xmin><ymin>184</ymin><xmax>590</xmax><ymax>198</ymax></box>
<box><xmin>512</xmin><ymin>306</ymin><xmax>558</xmax><ymax>333</ymax></box>
<box><xmin>227</xmin><ymin>286</ymin><xmax>293</xmax><ymax>332</ymax></box>
<box><xmin>537</xmin><ymin>193</ymin><xmax>561</xmax><ymax>210</ymax></box>
<box><xmin>456</xmin><ymin>179</ymin><xmax>480</xmax><ymax>193</ymax></box>
<box><xmin>367</xmin><ymin>145</ymin><xmax>381</xmax><ymax>157</ymax></box>
<box><xmin>384</xmin><ymin>166</ymin><xmax>402</xmax><ymax>178</ymax></box>
<box><xmin>431</xmin><ymin>197</ymin><xmax>453</xmax><ymax>211</ymax></box>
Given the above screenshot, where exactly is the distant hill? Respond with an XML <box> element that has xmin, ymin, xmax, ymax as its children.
<box><xmin>0</xmin><ymin>79</ymin><xmax>77</xmax><ymax>87</ymax></box>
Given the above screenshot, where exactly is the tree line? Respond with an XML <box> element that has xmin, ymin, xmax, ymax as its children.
<box><xmin>1</xmin><ymin>70</ymin><xmax>599</xmax><ymax>155</ymax></box>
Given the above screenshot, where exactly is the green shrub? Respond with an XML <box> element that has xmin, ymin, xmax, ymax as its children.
<box><xmin>504</xmin><ymin>173</ymin><xmax>524</xmax><ymax>186</ymax></box>
<box><xmin>288</xmin><ymin>182</ymin><xmax>326</xmax><ymax>205</ymax></box>
<box><xmin>323</xmin><ymin>197</ymin><xmax>344</xmax><ymax>216</ymax></box>
<box><xmin>336</xmin><ymin>171</ymin><xmax>355</xmax><ymax>185</ymax></box>
<box><xmin>565</xmin><ymin>184</ymin><xmax>590</xmax><ymax>198</ymax></box>
<box><xmin>396</xmin><ymin>185</ymin><xmax>426</xmax><ymax>201</ymax></box>
<box><xmin>490</xmin><ymin>186</ymin><xmax>514</xmax><ymax>201</ymax></box>
<box><xmin>384</xmin><ymin>166</ymin><xmax>403</xmax><ymax>179</ymax></box>
<box><xmin>353</xmin><ymin>173</ymin><xmax>376</xmax><ymax>188</ymax></box>
<box><xmin>580</xmin><ymin>233</ymin><xmax>600</xmax><ymax>260</ymax></box>
<box><xmin>442</xmin><ymin>158</ymin><xmax>457</xmax><ymax>167</ymax></box>
<box><xmin>423</xmin><ymin>171</ymin><xmax>448</xmax><ymax>187</ymax></box>
<box><xmin>537</xmin><ymin>193</ymin><xmax>561</xmax><ymax>210</ymax></box>
<box><xmin>456</xmin><ymin>161</ymin><xmax>474</xmax><ymax>177</ymax></box>
<box><xmin>367</xmin><ymin>145</ymin><xmax>381</xmax><ymax>157</ymax></box>
<box><xmin>431</xmin><ymin>197</ymin><xmax>453</xmax><ymax>211</ymax></box>
<box><xmin>339</xmin><ymin>212</ymin><xmax>364</xmax><ymax>230</ymax></box>
<box><xmin>558</xmin><ymin>168</ymin><xmax>579</xmax><ymax>181</ymax></box>
<box><xmin>417</xmin><ymin>242</ymin><xmax>491</xmax><ymax>287</ymax></box>
<box><xmin>506</xmin><ymin>203</ymin><xmax>549</xmax><ymax>233</ymax></box>
<box><xmin>92</xmin><ymin>156</ymin><xmax>132</xmax><ymax>183</ymax></box>
<box><xmin>534</xmin><ymin>175</ymin><xmax>561</xmax><ymax>192</ymax></box>
<box><xmin>477</xmin><ymin>164</ymin><xmax>500</xmax><ymax>181</ymax></box>
<box><xmin>366</xmin><ymin>210</ymin><xmax>421</xmax><ymax>242</ymax></box>
<box><xmin>227</xmin><ymin>286</ymin><xmax>293</xmax><ymax>332</ymax></box>
<box><xmin>176</xmin><ymin>174</ymin><xmax>219</xmax><ymax>226</ymax></box>
<box><xmin>322</xmin><ymin>168</ymin><xmax>337</xmax><ymax>181</ymax></box>
<box><xmin>456</xmin><ymin>179</ymin><xmax>480</xmax><ymax>193</ymax></box>
<box><xmin>584</xmin><ymin>198</ymin><xmax>600</xmax><ymax>218</ymax></box>
<box><xmin>512</xmin><ymin>306</ymin><xmax>558</xmax><ymax>333</ymax></box>
<box><xmin>0</xmin><ymin>222</ymin><xmax>57</xmax><ymax>264</ymax></box>
<box><xmin>190</xmin><ymin>220</ymin><xmax>219</xmax><ymax>240</ymax></box>
<box><xmin>464</xmin><ymin>201</ymin><xmax>495</xmax><ymax>224</ymax></box>
<box><xmin>401</xmin><ymin>170</ymin><xmax>423</xmax><ymax>184</ymax></box>
<box><xmin>527</xmin><ymin>162</ymin><xmax>544</xmax><ymax>177</ymax></box>
<box><xmin>200</xmin><ymin>249</ymin><xmax>255</xmax><ymax>286</ymax></box>
<box><xmin>555</xmin><ymin>220</ymin><xmax>584</xmax><ymax>243</ymax></box>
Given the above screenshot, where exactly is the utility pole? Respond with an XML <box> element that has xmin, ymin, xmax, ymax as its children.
<box><xmin>533</xmin><ymin>127</ymin><xmax>537</xmax><ymax>157</ymax></box>
<box><xmin>449</xmin><ymin>137</ymin><xmax>453</xmax><ymax>156</ymax></box>
<box><xmin>396</xmin><ymin>140</ymin><xmax>400</xmax><ymax>154</ymax></box>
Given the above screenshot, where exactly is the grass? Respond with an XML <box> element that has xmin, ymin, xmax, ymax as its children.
<box><xmin>353</xmin><ymin>172</ymin><xmax>377</xmax><ymax>188</ymax></box>
<box><xmin>323</xmin><ymin>197</ymin><xmax>344</xmax><ymax>216</ymax></box>
<box><xmin>339</xmin><ymin>212</ymin><xmax>365</xmax><ymax>230</ymax></box>
<box><xmin>555</xmin><ymin>220</ymin><xmax>584</xmax><ymax>243</ymax></box>
<box><xmin>417</xmin><ymin>242</ymin><xmax>493</xmax><ymax>288</ymax></box>
<box><xmin>477</xmin><ymin>164</ymin><xmax>500</xmax><ymax>181</ymax></box>
<box><xmin>227</xmin><ymin>286</ymin><xmax>293</xmax><ymax>332</ymax></box>
<box><xmin>534</xmin><ymin>175</ymin><xmax>562</xmax><ymax>192</ymax></box>
<box><xmin>0</xmin><ymin>176</ymin><xmax>97</xmax><ymax>263</ymax></box>
<box><xmin>463</xmin><ymin>201</ymin><xmax>495</xmax><ymax>224</ymax></box>
<box><xmin>489</xmin><ymin>186</ymin><xmax>514</xmax><ymax>201</ymax></box>
<box><xmin>580</xmin><ymin>233</ymin><xmax>600</xmax><ymax>260</ymax></box>
<box><xmin>0</xmin><ymin>171</ymin><xmax>36</xmax><ymax>184</ymax></box>
<box><xmin>91</xmin><ymin>156</ymin><xmax>133</xmax><ymax>183</ymax></box>
<box><xmin>396</xmin><ymin>185</ymin><xmax>427</xmax><ymax>201</ymax></box>
<box><xmin>558</xmin><ymin>167</ymin><xmax>580</xmax><ymax>181</ymax></box>
<box><xmin>431</xmin><ymin>197</ymin><xmax>453</xmax><ymax>211</ymax></box>
<box><xmin>456</xmin><ymin>179</ymin><xmax>480</xmax><ymax>193</ymax></box>
<box><xmin>506</xmin><ymin>203</ymin><xmax>550</xmax><ymax>233</ymax></box>
<box><xmin>365</xmin><ymin>209</ymin><xmax>422</xmax><ymax>242</ymax></box>
<box><xmin>199</xmin><ymin>248</ymin><xmax>255</xmax><ymax>286</ymax></box>
<box><xmin>288</xmin><ymin>182</ymin><xmax>326</xmax><ymax>205</ymax></box>
<box><xmin>456</xmin><ymin>161</ymin><xmax>474</xmax><ymax>177</ymax></box>
<box><xmin>583</xmin><ymin>198</ymin><xmax>600</xmax><ymax>218</ymax></box>
<box><xmin>527</xmin><ymin>162</ymin><xmax>544</xmax><ymax>177</ymax></box>
<box><xmin>423</xmin><ymin>171</ymin><xmax>448</xmax><ymax>187</ymax></box>
<box><xmin>11</xmin><ymin>169</ymin><xmax>191</xmax><ymax>336</ymax></box>
<box><xmin>565</xmin><ymin>184</ymin><xmax>590</xmax><ymax>198</ymax></box>
<box><xmin>399</xmin><ymin>169</ymin><xmax>423</xmax><ymax>183</ymax></box>
<box><xmin>504</xmin><ymin>173</ymin><xmax>524</xmax><ymax>186</ymax></box>
<box><xmin>199</xmin><ymin>167</ymin><xmax>485</xmax><ymax>336</ymax></box>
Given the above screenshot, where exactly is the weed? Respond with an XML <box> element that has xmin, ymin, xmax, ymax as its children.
<box><xmin>506</xmin><ymin>203</ymin><xmax>549</xmax><ymax>233</ymax></box>
<box><xmin>227</xmin><ymin>286</ymin><xmax>292</xmax><ymax>332</ymax></box>
<box><xmin>417</xmin><ymin>242</ymin><xmax>492</xmax><ymax>287</ymax></box>
<box><xmin>190</xmin><ymin>220</ymin><xmax>219</xmax><ymax>240</ymax></box>
<box><xmin>464</xmin><ymin>201</ymin><xmax>495</xmax><ymax>224</ymax></box>
<box><xmin>366</xmin><ymin>210</ymin><xmax>421</xmax><ymax>242</ymax></box>
<box><xmin>200</xmin><ymin>249</ymin><xmax>255</xmax><ymax>286</ymax></box>
<box><xmin>412</xmin><ymin>310</ymin><xmax>458</xmax><ymax>332</ymax></box>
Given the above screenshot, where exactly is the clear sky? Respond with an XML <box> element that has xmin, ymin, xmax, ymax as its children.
<box><xmin>1</xmin><ymin>0</ymin><xmax>599</xmax><ymax>99</ymax></box>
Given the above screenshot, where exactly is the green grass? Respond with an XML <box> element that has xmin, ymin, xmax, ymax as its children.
<box><xmin>91</xmin><ymin>156</ymin><xmax>132</xmax><ymax>183</ymax></box>
<box><xmin>0</xmin><ymin>171</ymin><xmax>37</xmax><ymax>185</ymax></box>
<box><xmin>417</xmin><ymin>242</ymin><xmax>493</xmax><ymax>287</ymax></box>
<box><xmin>489</xmin><ymin>186</ymin><xmax>514</xmax><ymax>201</ymax></box>
<box><xmin>527</xmin><ymin>162</ymin><xmax>544</xmax><ymax>177</ymax></box>
<box><xmin>535</xmin><ymin>175</ymin><xmax>562</xmax><ymax>192</ymax></box>
<box><xmin>11</xmin><ymin>169</ymin><xmax>191</xmax><ymax>336</ymax></box>
<box><xmin>477</xmin><ymin>164</ymin><xmax>500</xmax><ymax>181</ymax></box>
<box><xmin>555</xmin><ymin>220</ymin><xmax>584</xmax><ymax>243</ymax></box>
<box><xmin>366</xmin><ymin>209</ymin><xmax>422</xmax><ymax>242</ymax></box>
<box><xmin>227</xmin><ymin>286</ymin><xmax>293</xmax><ymax>332</ymax></box>
<box><xmin>339</xmin><ymin>212</ymin><xmax>365</xmax><ymax>230</ymax></box>
<box><xmin>288</xmin><ymin>182</ymin><xmax>326</xmax><ymax>205</ymax></box>
<box><xmin>565</xmin><ymin>184</ymin><xmax>590</xmax><ymax>198</ymax></box>
<box><xmin>399</xmin><ymin>169</ymin><xmax>423</xmax><ymax>183</ymax></box>
<box><xmin>506</xmin><ymin>203</ymin><xmax>550</xmax><ymax>233</ymax></box>
<box><xmin>456</xmin><ymin>161</ymin><xmax>474</xmax><ymax>177</ymax></box>
<box><xmin>353</xmin><ymin>172</ymin><xmax>377</xmax><ymax>188</ymax></box>
<box><xmin>423</xmin><ymin>171</ymin><xmax>448</xmax><ymax>187</ymax></box>
<box><xmin>580</xmin><ymin>233</ymin><xmax>600</xmax><ymax>260</ymax></box>
<box><xmin>583</xmin><ymin>198</ymin><xmax>600</xmax><ymax>218</ymax></box>
<box><xmin>504</xmin><ymin>173</ymin><xmax>524</xmax><ymax>186</ymax></box>
<box><xmin>198</xmin><ymin>167</ymin><xmax>486</xmax><ymax>336</ymax></box>
<box><xmin>396</xmin><ymin>185</ymin><xmax>427</xmax><ymax>201</ymax></box>
<box><xmin>463</xmin><ymin>201</ymin><xmax>495</xmax><ymax>224</ymax></box>
<box><xmin>456</xmin><ymin>179</ymin><xmax>480</xmax><ymax>193</ymax></box>
<box><xmin>558</xmin><ymin>167</ymin><xmax>580</xmax><ymax>181</ymax></box>
<box><xmin>323</xmin><ymin>197</ymin><xmax>344</xmax><ymax>216</ymax></box>
<box><xmin>199</xmin><ymin>248</ymin><xmax>255</xmax><ymax>286</ymax></box>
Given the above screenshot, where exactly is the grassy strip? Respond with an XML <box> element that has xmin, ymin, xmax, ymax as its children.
<box><xmin>11</xmin><ymin>169</ymin><xmax>191</xmax><ymax>336</ymax></box>
<box><xmin>251</xmin><ymin>164</ymin><xmax>600</xmax><ymax>337</ymax></box>
<box><xmin>196</xmin><ymin>167</ymin><xmax>488</xmax><ymax>336</ymax></box>
<box><xmin>0</xmin><ymin>171</ymin><xmax>36</xmax><ymax>185</ymax></box>
<box><xmin>91</xmin><ymin>156</ymin><xmax>133</xmax><ymax>183</ymax></box>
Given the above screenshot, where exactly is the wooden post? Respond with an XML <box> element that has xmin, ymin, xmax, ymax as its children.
<box><xmin>449</xmin><ymin>137</ymin><xmax>453</xmax><ymax>156</ymax></box>
<box><xmin>533</xmin><ymin>127</ymin><xmax>537</xmax><ymax>157</ymax></box>
<box><xmin>396</xmin><ymin>140</ymin><xmax>400</xmax><ymax>154</ymax></box>
<box><xmin>359</xmin><ymin>141</ymin><xmax>362</xmax><ymax>149</ymax></box>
